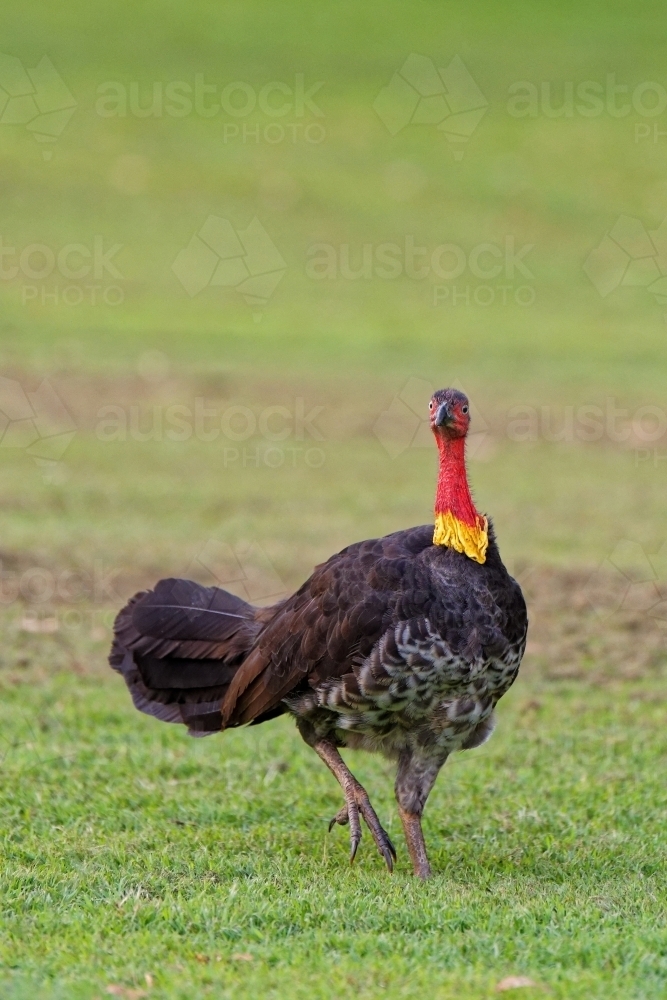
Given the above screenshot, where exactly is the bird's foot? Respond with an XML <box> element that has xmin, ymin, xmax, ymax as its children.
<box><xmin>328</xmin><ymin>786</ymin><xmax>397</xmax><ymax>872</ymax></box>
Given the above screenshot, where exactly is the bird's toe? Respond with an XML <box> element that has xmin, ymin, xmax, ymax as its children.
<box><xmin>328</xmin><ymin>805</ymin><xmax>349</xmax><ymax>831</ymax></box>
<box><xmin>356</xmin><ymin>793</ymin><xmax>396</xmax><ymax>873</ymax></box>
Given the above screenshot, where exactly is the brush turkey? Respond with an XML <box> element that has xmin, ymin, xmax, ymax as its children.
<box><xmin>110</xmin><ymin>388</ymin><xmax>528</xmax><ymax>878</ymax></box>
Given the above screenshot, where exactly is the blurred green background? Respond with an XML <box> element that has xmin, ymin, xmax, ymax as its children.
<box><xmin>1</xmin><ymin>0</ymin><xmax>666</xmax><ymax>577</ymax></box>
<box><xmin>1</xmin><ymin>3</ymin><xmax>667</xmax><ymax>998</ymax></box>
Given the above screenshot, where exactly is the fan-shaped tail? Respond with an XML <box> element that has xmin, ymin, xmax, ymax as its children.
<box><xmin>109</xmin><ymin>578</ymin><xmax>279</xmax><ymax>736</ymax></box>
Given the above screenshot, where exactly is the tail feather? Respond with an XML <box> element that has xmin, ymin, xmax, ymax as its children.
<box><xmin>132</xmin><ymin>577</ymin><xmax>255</xmax><ymax>642</ymax></box>
<box><xmin>113</xmin><ymin>578</ymin><xmax>258</xmax><ymax>662</ymax></box>
<box><xmin>109</xmin><ymin>577</ymin><xmax>278</xmax><ymax>737</ymax></box>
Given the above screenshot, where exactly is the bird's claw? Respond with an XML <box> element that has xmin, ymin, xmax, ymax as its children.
<box><xmin>328</xmin><ymin>790</ymin><xmax>396</xmax><ymax>872</ymax></box>
<box><xmin>349</xmin><ymin>830</ymin><xmax>361</xmax><ymax>864</ymax></box>
<box><xmin>328</xmin><ymin>805</ymin><xmax>350</xmax><ymax>832</ymax></box>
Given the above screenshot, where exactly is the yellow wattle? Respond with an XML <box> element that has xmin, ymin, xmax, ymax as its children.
<box><xmin>433</xmin><ymin>511</ymin><xmax>488</xmax><ymax>564</ymax></box>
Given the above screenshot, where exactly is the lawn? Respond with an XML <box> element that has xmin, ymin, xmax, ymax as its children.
<box><xmin>1</xmin><ymin>0</ymin><xmax>667</xmax><ymax>997</ymax></box>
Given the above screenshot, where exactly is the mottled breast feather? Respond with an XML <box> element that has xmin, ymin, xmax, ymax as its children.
<box><xmin>226</xmin><ymin>521</ymin><xmax>528</xmax><ymax>752</ymax></box>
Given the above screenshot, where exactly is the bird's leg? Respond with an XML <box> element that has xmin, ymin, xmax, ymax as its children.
<box><xmin>397</xmin><ymin>806</ymin><xmax>431</xmax><ymax>880</ymax></box>
<box><xmin>395</xmin><ymin>750</ymin><xmax>447</xmax><ymax>879</ymax></box>
<box><xmin>313</xmin><ymin>738</ymin><xmax>396</xmax><ymax>872</ymax></box>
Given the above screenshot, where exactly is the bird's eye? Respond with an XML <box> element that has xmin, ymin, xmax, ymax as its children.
<box><xmin>461</xmin><ymin>405</ymin><xmax>469</xmax><ymax>414</ymax></box>
<box><xmin>429</xmin><ymin>401</ymin><xmax>433</xmax><ymax>409</ymax></box>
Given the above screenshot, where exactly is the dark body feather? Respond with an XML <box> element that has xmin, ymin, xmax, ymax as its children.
<box><xmin>110</xmin><ymin>386</ymin><xmax>528</xmax><ymax>877</ymax></box>
<box><xmin>110</xmin><ymin>522</ymin><xmax>527</xmax><ymax>754</ymax></box>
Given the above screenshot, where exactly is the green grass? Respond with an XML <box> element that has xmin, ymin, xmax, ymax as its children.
<box><xmin>1</xmin><ymin>667</ymin><xmax>667</xmax><ymax>1000</ymax></box>
<box><xmin>2</xmin><ymin>0</ymin><xmax>667</xmax><ymax>996</ymax></box>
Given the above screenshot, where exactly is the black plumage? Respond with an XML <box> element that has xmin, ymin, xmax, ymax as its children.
<box><xmin>110</xmin><ymin>388</ymin><xmax>528</xmax><ymax>877</ymax></box>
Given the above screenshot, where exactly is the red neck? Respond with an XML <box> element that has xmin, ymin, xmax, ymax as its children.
<box><xmin>434</xmin><ymin>435</ymin><xmax>479</xmax><ymax>527</ymax></box>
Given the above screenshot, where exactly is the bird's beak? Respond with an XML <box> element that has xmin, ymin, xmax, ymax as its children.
<box><xmin>434</xmin><ymin>402</ymin><xmax>453</xmax><ymax>427</ymax></box>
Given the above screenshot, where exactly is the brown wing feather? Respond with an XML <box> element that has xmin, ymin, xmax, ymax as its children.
<box><xmin>223</xmin><ymin>526</ymin><xmax>434</xmax><ymax>726</ymax></box>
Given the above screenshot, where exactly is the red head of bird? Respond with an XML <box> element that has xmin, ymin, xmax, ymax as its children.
<box><xmin>429</xmin><ymin>388</ymin><xmax>488</xmax><ymax>563</ymax></box>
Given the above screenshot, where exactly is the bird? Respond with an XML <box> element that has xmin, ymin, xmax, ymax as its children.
<box><xmin>110</xmin><ymin>388</ymin><xmax>527</xmax><ymax>878</ymax></box>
